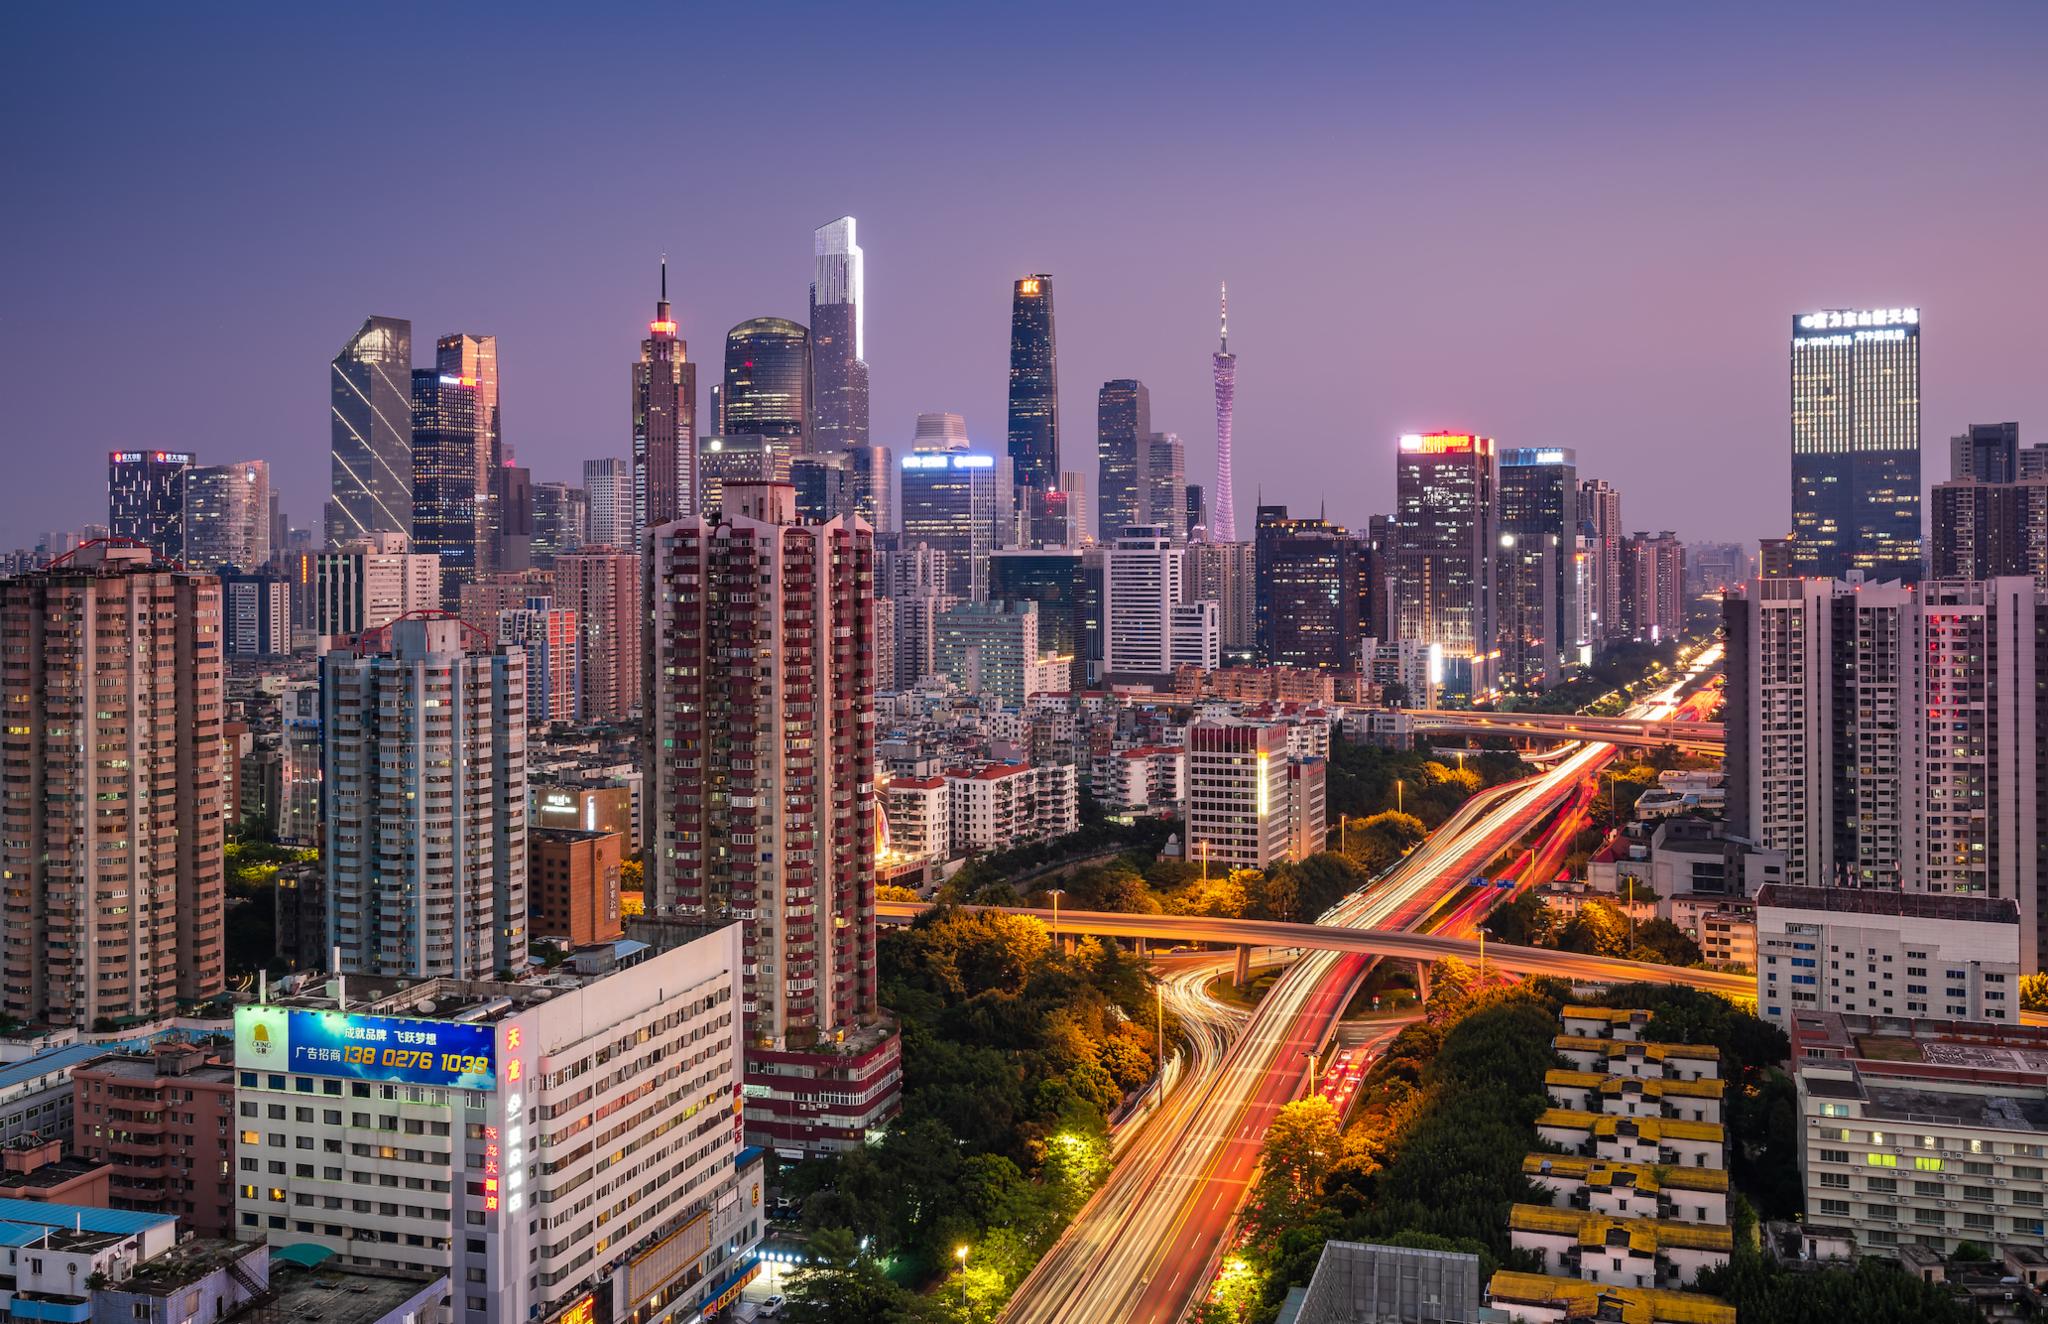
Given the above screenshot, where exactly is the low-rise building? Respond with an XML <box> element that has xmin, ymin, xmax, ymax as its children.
<box><xmin>1553</xmin><ymin>1035</ymin><xmax>1720</xmax><ymax>1083</ymax></box>
<box><xmin>1092</xmin><ymin>746</ymin><xmax>1187</xmax><ymax>817</ymax></box>
<box><xmin>945</xmin><ymin>762</ymin><xmax>1079</xmax><ymax>855</ymax></box>
<box><xmin>881</xmin><ymin>776</ymin><xmax>950</xmax><ymax>865</ymax></box>
<box><xmin>1506</xmin><ymin>1205</ymin><xmax>1731</xmax><ymax>1290</ymax></box>
<box><xmin>1536</xmin><ymin>1111</ymin><xmax>1726</xmax><ymax>1171</ymax></box>
<box><xmin>528</xmin><ymin>826</ymin><xmax>624</xmax><ymax>947</ymax></box>
<box><xmin>1288</xmin><ymin>1240</ymin><xmax>1482</xmax><ymax>1323</ymax></box>
<box><xmin>1545</xmin><ymin>1070</ymin><xmax>1725</xmax><ymax>1126</ymax></box>
<box><xmin>1522</xmin><ymin>1155</ymin><xmax>1728</xmax><ymax>1227</ymax></box>
<box><xmin>1486</xmin><ymin>1270</ymin><xmax>1735</xmax><ymax>1324</ymax></box>
<box><xmin>1756</xmin><ymin>884</ymin><xmax>2021</xmax><ymax>1027</ymax></box>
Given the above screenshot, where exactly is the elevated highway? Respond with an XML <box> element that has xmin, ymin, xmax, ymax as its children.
<box><xmin>1404</xmin><ymin>708</ymin><xmax>1725</xmax><ymax>753</ymax></box>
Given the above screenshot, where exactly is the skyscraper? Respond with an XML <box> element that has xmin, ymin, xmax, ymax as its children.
<box><xmin>181</xmin><ymin>460</ymin><xmax>271</xmax><ymax>570</ymax></box>
<box><xmin>0</xmin><ymin>543</ymin><xmax>225</xmax><ymax>1027</ymax></box>
<box><xmin>989</xmin><ymin>548</ymin><xmax>1090</xmax><ymax>689</ymax></box>
<box><xmin>1103</xmin><ymin>524</ymin><xmax>1182</xmax><ymax>682</ymax></box>
<box><xmin>1619</xmin><ymin>531</ymin><xmax>1685</xmax><ymax>641</ymax></box>
<box><xmin>497</xmin><ymin>596</ymin><xmax>580</xmax><ymax>723</ymax></box>
<box><xmin>1007</xmin><ymin>275</ymin><xmax>1059</xmax><ymax>526</ymax></box>
<box><xmin>810</xmin><ymin>217</ymin><xmax>870</xmax><ymax>452</ymax></box>
<box><xmin>582</xmin><ymin>457</ymin><xmax>633</xmax><ymax>551</ymax></box>
<box><xmin>1499</xmin><ymin>447</ymin><xmax>1581</xmax><ymax>670</ymax></box>
<box><xmin>1790</xmin><ymin>306</ymin><xmax>1923</xmax><ymax>581</ymax></box>
<box><xmin>1211</xmin><ymin>283</ymin><xmax>1239</xmax><ymax>542</ymax></box>
<box><xmin>899</xmin><ymin>414</ymin><xmax>1010</xmax><ymax>600</ymax></box>
<box><xmin>646</xmin><ymin>481</ymin><xmax>901</xmax><ymax>1153</ymax></box>
<box><xmin>436</xmin><ymin>333</ymin><xmax>500</xmax><ymax>565</ymax></box>
<box><xmin>322</xmin><ymin>615</ymin><xmax>528</xmax><ymax>979</ymax></box>
<box><xmin>697</xmin><ymin>434</ymin><xmax>792</xmax><ymax>518</ymax></box>
<box><xmin>1930</xmin><ymin>478</ymin><xmax>2048</xmax><ymax>586</ymax></box>
<box><xmin>720</xmin><ymin>317</ymin><xmax>810</xmax><ymax>453</ymax></box>
<box><xmin>328</xmin><ymin>316</ymin><xmax>413</xmax><ymax>546</ymax></box>
<box><xmin>409</xmin><ymin>368</ymin><xmax>483</xmax><ymax>583</ymax></box>
<box><xmin>1951</xmin><ymin>421</ymin><xmax>2020</xmax><ymax>483</ymax></box>
<box><xmin>632</xmin><ymin>261</ymin><xmax>697</xmax><ymax>543</ymax></box>
<box><xmin>1096</xmin><ymin>379</ymin><xmax>1151</xmax><ymax>541</ymax></box>
<box><xmin>108</xmin><ymin>451</ymin><xmax>193</xmax><ymax>560</ymax></box>
<box><xmin>555</xmin><ymin>547</ymin><xmax>641</xmax><ymax>721</ymax></box>
<box><xmin>1142</xmin><ymin>432</ymin><xmax>1188</xmax><ymax>544</ymax></box>
<box><xmin>1253</xmin><ymin>506</ymin><xmax>1371</xmax><ymax>671</ymax></box>
<box><xmin>1578</xmin><ymin>477</ymin><xmax>1623</xmax><ymax>643</ymax></box>
<box><xmin>1393</xmin><ymin>432</ymin><xmax>1497</xmax><ymax>695</ymax></box>
<box><xmin>1186</xmin><ymin>538</ymin><xmax>1257</xmax><ymax>659</ymax></box>
<box><xmin>530</xmin><ymin>481</ymin><xmax>587</xmax><ymax>565</ymax></box>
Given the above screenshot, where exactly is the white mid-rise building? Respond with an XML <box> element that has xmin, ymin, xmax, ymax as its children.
<box><xmin>1185</xmin><ymin>717</ymin><xmax>1324</xmax><ymax>872</ymax></box>
<box><xmin>1755</xmin><ymin>883</ymin><xmax>2021</xmax><ymax>1027</ymax></box>
<box><xmin>945</xmin><ymin>762</ymin><xmax>1079</xmax><ymax>854</ymax></box>
<box><xmin>882</xmin><ymin>775</ymin><xmax>950</xmax><ymax>864</ymax></box>
<box><xmin>1169</xmin><ymin>599</ymin><xmax>1220</xmax><ymax>672</ymax></box>
<box><xmin>1104</xmin><ymin>524</ymin><xmax>1181</xmax><ymax>680</ymax></box>
<box><xmin>233</xmin><ymin>924</ymin><xmax>761</xmax><ymax>1324</ymax></box>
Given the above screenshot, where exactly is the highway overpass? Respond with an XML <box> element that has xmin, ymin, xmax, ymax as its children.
<box><xmin>1404</xmin><ymin>708</ymin><xmax>1726</xmax><ymax>753</ymax></box>
<box><xmin>876</xmin><ymin>900</ymin><xmax>1754</xmax><ymax>999</ymax></box>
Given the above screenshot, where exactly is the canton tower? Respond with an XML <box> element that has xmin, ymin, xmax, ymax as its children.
<box><xmin>1211</xmin><ymin>282</ymin><xmax>1238</xmax><ymax>541</ymax></box>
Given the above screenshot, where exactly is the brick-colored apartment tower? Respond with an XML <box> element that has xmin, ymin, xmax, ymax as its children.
<box><xmin>646</xmin><ymin>481</ymin><xmax>900</xmax><ymax>1155</ymax></box>
<box><xmin>0</xmin><ymin>542</ymin><xmax>225</xmax><ymax>1026</ymax></box>
<box><xmin>554</xmin><ymin>547</ymin><xmax>641</xmax><ymax>721</ymax></box>
<box><xmin>73</xmin><ymin>1042</ymin><xmax>236</xmax><ymax>1236</ymax></box>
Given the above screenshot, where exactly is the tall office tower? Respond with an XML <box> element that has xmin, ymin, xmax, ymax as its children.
<box><xmin>497</xmin><ymin>597</ymin><xmax>580</xmax><ymax>723</ymax></box>
<box><xmin>791</xmin><ymin>450</ymin><xmax>856</xmax><ymax>523</ymax></box>
<box><xmin>309</xmin><ymin>535</ymin><xmax>440</xmax><ymax>640</ymax></box>
<box><xmin>1577</xmin><ymin>477</ymin><xmax>1623</xmax><ymax>643</ymax></box>
<box><xmin>0</xmin><ymin>544</ymin><xmax>224</xmax><ymax>1027</ymax></box>
<box><xmin>810</xmin><ymin>217</ymin><xmax>870</xmax><ymax>452</ymax></box>
<box><xmin>1185</xmin><ymin>538</ymin><xmax>1257</xmax><ymax>659</ymax></box>
<box><xmin>1393</xmin><ymin>432</ymin><xmax>1497</xmax><ymax>695</ymax></box>
<box><xmin>647</xmin><ymin>482</ymin><xmax>901</xmax><ymax>1153</ymax></box>
<box><xmin>490</xmin><ymin>463</ymin><xmax>534</xmax><ymax>572</ymax></box>
<box><xmin>409</xmin><ymin>368</ymin><xmax>484</xmax><ymax>582</ymax></box>
<box><xmin>582</xmin><ymin>457</ymin><xmax>633</xmax><ymax>551</ymax></box>
<box><xmin>1096</xmin><ymin>379</ymin><xmax>1152</xmax><ymax>541</ymax></box>
<box><xmin>899</xmin><ymin>416</ymin><xmax>1010</xmax><ymax>600</ymax></box>
<box><xmin>935</xmin><ymin>601</ymin><xmax>1045</xmax><ymax>705</ymax></box>
<box><xmin>2025</xmin><ymin>446</ymin><xmax>2048</xmax><ymax>480</ymax></box>
<box><xmin>1058</xmin><ymin>470</ymin><xmax>1092</xmax><ymax>547</ymax></box>
<box><xmin>890</xmin><ymin>591</ymin><xmax>960</xmax><ymax>691</ymax></box>
<box><xmin>721</xmin><ymin>318</ymin><xmax>810</xmax><ymax>453</ymax></box>
<box><xmin>322</xmin><ymin>615</ymin><xmax>527</xmax><ymax>979</ymax></box>
<box><xmin>1007</xmin><ymin>275</ymin><xmax>1060</xmax><ymax>534</ymax></box>
<box><xmin>181</xmin><ymin>460</ymin><xmax>271</xmax><ymax>570</ymax></box>
<box><xmin>554</xmin><ymin>548</ymin><xmax>640</xmax><ymax>721</ymax></box>
<box><xmin>1186</xmin><ymin>718</ymin><xmax>1320</xmax><ymax>872</ymax></box>
<box><xmin>846</xmin><ymin>444</ymin><xmax>895</xmax><ymax>534</ymax></box>
<box><xmin>1141</xmin><ymin>432</ymin><xmax>1188</xmax><ymax>543</ymax></box>
<box><xmin>1619</xmin><ymin>531</ymin><xmax>1686</xmax><ymax>641</ymax></box>
<box><xmin>698</xmin><ymin>434</ymin><xmax>791</xmax><ymax>516</ymax></box>
<box><xmin>436</xmin><ymin>333</ymin><xmax>500</xmax><ymax>566</ymax></box>
<box><xmin>1952</xmin><ymin>421</ymin><xmax>2020</xmax><ymax>482</ymax></box>
<box><xmin>1365</xmin><ymin>514</ymin><xmax>1397</xmax><ymax>640</ymax></box>
<box><xmin>1184</xmin><ymin>485</ymin><xmax>1208</xmax><ymax>541</ymax></box>
<box><xmin>1254</xmin><ymin>506</ymin><xmax>1372</xmax><ymax>670</ymax></box>
<box><xmin>220</xmin><ymin>567</ymin><xmax>291</xmax><ymax>656</ymax></box>
<box><xmin>328</xmin><ymin>316</ymin><xmax>413</xmax><ymax>546</ymax></box>
<box><xmin>108</xmin><ymin>451</ymin><xmax>193</xmax><ymax>559</ymax></box>
<box><xmin>1103</xmin><ymin>524</ymin><xmax>1183</xmax><ymax>682</ymax></box>
<box><xmin>989</xmin><ymin>549</ymin><xmax>1089</xmax><ymax>689</ymax></box>
<box><xmin>1495</xmin><ymin>532</ymin><xmax>1560</xmax><ymax>688</ymax></box>
<box><xmin>1498</xmin><ymin>447</ymin><xmax>1581</xmax><ymax>671</ymax></box>
<box><xmin>1211</xmin><ymin>283</ymin><xmax>1239</xmax><ymax>541</ymax></box>
<box><xmin>913</xmin><ymin>410</ymin><xmax>970</xmax><ymax>450</ymax></box>
<box><xmin>529</xmin><ymin>481</ymin><xmax>587</xmax><ymax>565</ymax></box>
<box><xmin>1170</xmin><ymin>599</ymin><xmax>1221</xmax><ymax>671</ymax></box>
<box><xmin>1790</xmin><ymin>306</ymin><xmax>1923</xmax><ymax>581</ymax></box>
<box><xmin>1758</xmin><ymin>535</ymin><xmax>1796</xmax><ymax>577</ymax></box>
<box><xmin>632</xmin><ymin>261</ymin><xmax>697</xmax><ymax>542</ymax></box>
<box><xmin>1929</xmin><ymin>478</ymin><xmax>2048</xmax><ymax>586</ymax></box>
<box><xmin>1726</xmin><ymin>575</ymin><xmax>2048</xmax><ymax>966</ymax></box>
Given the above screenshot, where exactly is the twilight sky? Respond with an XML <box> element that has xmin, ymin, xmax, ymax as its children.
<box><xmin>4</xmin><ymin>2</ymin><xmax>2046</xmax><ymax>551</ymax></box>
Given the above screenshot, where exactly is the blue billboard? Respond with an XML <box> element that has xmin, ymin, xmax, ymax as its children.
<box><xmin>237</xmin><ymin>1007</ymin><xmax>498</xmax><ymax>1090</ymax></box>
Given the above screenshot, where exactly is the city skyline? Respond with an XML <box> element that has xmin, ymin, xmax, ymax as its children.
<box><xmin>9</xmin><ymin>5</ymin><xmax>2048</xmax><ymax>550</ymax></box>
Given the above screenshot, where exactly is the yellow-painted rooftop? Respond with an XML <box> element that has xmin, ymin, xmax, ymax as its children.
<box><xmin>1508</xmin><ymin>1204</ymin><xmax>1733</xmax><ymax>1254</ymax></box>
<box><xmin>1555</xmin><ymin>1034</ymin><xmax>1722</xmax><ymax>1061</ymax></box>
<box><xmin>1536</xmin><ymin>1109</ymin><xmax>1725</xmax><ymax>1144</ymax></box>
<box><xmin>1544</xmin><ymin>1069</ymin><xmax>1725</xmax><ymax>1099</ymax></box>
<box><xmin>1487</xmin><ymin>1270</ymin><xmax>1737</xmax><ymax>1324</ymax></box>
<box><xmin>1564</xmin><ymin>1006</ymin><xmax>1654</xmax><ymax>1023</ymax></box>
<box><xmin>1523</xmin><ymin>1153</ymin><xmax>1731</xmax><ymax>1193</ymax></box>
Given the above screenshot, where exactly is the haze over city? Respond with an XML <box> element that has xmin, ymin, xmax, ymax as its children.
<box><xmin>7</xmin><ymin>1</ymin><xmax>2047</xmax><ymax>549</ymax></box>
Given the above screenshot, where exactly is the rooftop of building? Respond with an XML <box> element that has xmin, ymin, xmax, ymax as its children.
<box><xmin>1555</xmin><ymin>1035</ymin><xmax>1720</xmax><ymax>1061</ymax></box>
<box><xmin>1755</xmin><ymin>883</ymin><xmax>2020</xmax><ymax>925</ymax></box>
<box><xmin>1537</xmin><ymin>1109</ymin><xmax>1725</xmax><ymax>1144</ymax></box>
<box><xmin>1860</xmin><ymin>1081</ymin><xmax>2048</xmax><ymax>1132</ymax></box>
<box><xmin>238</xmin><ymin>1264</ymin><xmax>445</xmax><ymax>1324</ymax></box>
<box><xmin>0</xmin><ymin>1198</ymin><xmax>174</xmax><ymax>1241</ymax></box>
<box><xmin>945</xmin><ymin>761</ymin><xmax>1036</xmax><ymax>780</ymax></box>
<box><xmin>1790</xmin><ymin>1011</ymin><xmax>2048</xmax><ymax>1079</ymax></box>
<box><xmin>1486</xmin><ymin>1270</ymin><xmax>1736</xmax><ymax>1324</ymax></box>
<box><xmin>115</xmin><ymin>1239</ymin><xmax>264</xmax><ymax>1295</ymax></box>
<box><xmin>1522</xmin><ymin>1153</ymin><xmax>1730</xmax><ymax>1193</ymax></box>
<box><xmin>1508</xmin><ymin>1204</ymin><xmax>1734</xmax><ymax>1254</ymax></box>
<box><xmin>0</xmin><ymin>1153</ymin><xmax>108</xmax><ymax>1195</ymax></box>
<box><xmin>1564</xmin><ymin>1006</ymin><xmax>1653</xmax><ymax>1024</ymax></box>
<box><xmin>1545</xmin><ymin>1069</ymin><xmax>1725</xmax><ymax>1100</ymax></box>
<box><xmin>77</xmin><ymin>1042</ymin><xmax>234</xmax><ymax>1084</ymax></box>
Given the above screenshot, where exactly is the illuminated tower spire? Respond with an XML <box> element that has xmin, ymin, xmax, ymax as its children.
<box><xmin>1211</xmin><ymin>281</ymin><xmax>1239</xmax><ymax>542</ymax></box>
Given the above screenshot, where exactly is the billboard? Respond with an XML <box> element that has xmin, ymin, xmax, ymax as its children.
<box><xmin>236</xmin><ymin>1006</ymin><xmax>498</xmax><ymax>1090</ymax></box>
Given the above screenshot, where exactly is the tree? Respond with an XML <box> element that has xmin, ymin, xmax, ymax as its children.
<box><xmin>618</xmin><ymin>856</ymin><xmax>644</xmax><ymax>891</ymax></box>
<box><xmin>781</xmin><ymin>1228</ymin><xmax>916</xmax><ymax>1324</ymax></box>
<box><xmin>1292</xmin><ymin>853</ymin><xmax>1367</xmax><ymax>920</ymax></box>
<box><xmin>1481</xmin><ymin>893</ymin><xmax>1553</xmax><ymax>948</ymax></box>
<box><xmin>1248</xmin><ymin>1096</ymin><xmax>1342</xmax><ymax>1239</ymax></box>
<box><xmin>2023</xmin><ymin>971</ymin><xmax>2048</xmax><ymax>1011</ymax></box>
<box><xmin>1629</xmin><ymin>917</ymin><xmax>1702</xmax><ymax>967</ymax></box>
<box><xmin>1343</xmin><ymin>811</ymin><xmax>1425</xmax><ymax>873</ymax></box>
<box><xmin>1555</xmin><ymin>899</ymin><xmax>1630</xmax><ymax>957</ymax></box>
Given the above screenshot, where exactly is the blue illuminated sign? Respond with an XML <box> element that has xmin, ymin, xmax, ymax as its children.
<box><xmin>237</xmin><ymin>1007</ymin><xmax>498</xmax><ymax>1090</ymax></box>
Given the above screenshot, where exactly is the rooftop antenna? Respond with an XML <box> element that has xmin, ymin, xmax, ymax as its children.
<box><xmin>1219</xmin><ymin>281</ymin><xmax>1229</xmax><ymax>354</ymax></box>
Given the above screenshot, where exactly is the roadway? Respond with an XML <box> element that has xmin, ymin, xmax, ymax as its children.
<box><xmin>1403</xmin><ymin>708</ymin><xmax>1724</xmax><ymax>753</ymax></box>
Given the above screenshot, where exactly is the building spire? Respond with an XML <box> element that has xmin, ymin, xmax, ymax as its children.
<box><xmin>1219</xmin><ymin>281</ymin><xmax>1229</xmax><ymax>354</ymax></box>
<box><xmin>660</xmin><ymin>254</ymin><xmax>667</xmax><ymax>302</ymax></box>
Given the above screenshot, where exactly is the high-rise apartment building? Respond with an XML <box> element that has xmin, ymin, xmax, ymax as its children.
<box><xmin>220</xmin><ymin>567</ymin><xmax>291</xmax><ymax>656</ymax></box>
<box><xmin>720</xmin><ymin>318</ymin><xmax>810</xmax><ymax>453</ymax></box>
<box><xmin>328</xmin><ymin>316</ymin><xmax>413</xmax><ymax>546</ymax></box>
<box><xmin>1619</xmin><ymin>531</ymin><xmax>1685</xmax><ymax>642</ymax></box>
<box><xmin>1394</xmin><ymin>432</ymin><xmax>1497</xmax><ymax>695</ymax></box>
<box><xmin>181</xmin><ymin>460</ymin><xmax>271</xmax><ymax>570</ymax></box>
<box><xmin>899</xmin><ymin>419</ymin><xmax>1010</xmax><ymax>601</ymax></box>
<box><xmin>935</xmin><ymin>601</ymin><xmax>1049</xmax><ymax>706</ymax></box>
<box><xmin>1211</xmin><ymin>284</ymin><xmax>1239</xmax><ymax>542</ymax></box>
<box><xmin>0</xmin><ymin>544</ymin><xmax>225</xmax><ymax>1027</ymax></box>
<box><xmin>1103</xmin><ymin>524</ymin><xmax>1182</xmax><ymax>682</ymax></box>
<box><xmin>1254</xmin><ymin>506</ymin><xmax>1372</xmax><ymax>671</ymax></box>
<box><xmin>1725</xmin><ymin>575</ymin><xmax>2048</xmax><ymax>967</ymax></box>
<box><xmin>409</xmin><ymin>368</ymin><xmax>484</xmax><ymax>581</ymax></box>
<box><xmin>1096</xmin><ymin>379</ymin><xmax>1151</xmax><ymax>542</ymax></box>
<box><xmin>307</xmin><ymin>535</ymin><xmax>439</xmax><ymax>640</ymax></box>
<box><xmin>581</xmin><ymin>457</ymin><xmax>633</xmax><ymax>552</ymax></box>
<box><xmin>646</xmin><ymin>482</ymin><xmax>901</xmax><ymax>1154</ymax></box>
<box><xmin>497</xmin><ymin>598</ymin><xmax>580</xmax><ymax>724</ymax></box>
<box><xmin>1499</xmin><ymin>447</ymin><xmax>1580</xmax><ymax>670</ymax></box>
<box><xmin>810</xmin><ymin>217</ymin><xmax>870</xmax><ymax>452</ymax></box>
<box><xmin>321</xmin><ymin>615</ymin><xmax>528</xmax><ymax>980</ymax></box>
<box><xmin>1186</xmin><ymin>538</ymin><xmax>1257</xmax><ymax>660</ymax></box>
<box><xmin>1186</xmin><ymin>717</ymin><xmax>1325</xmax><ymax>872</ymax></box>
<box><xmin>1930</xmin><ymin>478</ymin><xmax>2048</xmax><ymax>587</ymax></box>
<box><xmin>1142</xmin><ymin>432</ymin><xmax>1188</xmax><ymax>544</ymax></box>
<box><xmin>529</xmin><ymin>481</ymin><xmax>586</xmax><ymax>566</ymax></box>
<box><xmin>554</xmin><ymin>547</ymin><xmax>641</xmax><ymax>721</ymax></box>
<box><xmin>1578</xmin><ymin>478</ymin><xmax>1623</xmax><ymax>644</ymax></box>
<box><xmin>74</xmin><ymin>1043</ymin><xmax>236</xmax><ymax>1237</ymax></box>
<box><xmin>108</xmin><ymin>451</ymin><xmax>193</xmax><ymax>560</ymax></box>
<box><xmin>1790</xmin><ymin>306</ymin><xmax>1922</xmax><ymax>581</ymax></box>
<box><xmin>697</xmin><ymin>433</ymin><xmax>792</xmax><ymax>517</ymax></box>
<box><xmin>1951</xmin><ymin>421</ymin><xmax>2020</xmax><ymax>483</ymax></box>
<box><xmin>1007</xmin><ymin>275</ymin><xmax>1060</xmax><ymax>528</ymax></box>
<box><xmin>632</xmin><ymin>262</ymin><xmax>697</xmax><ymax>542</ymax></box>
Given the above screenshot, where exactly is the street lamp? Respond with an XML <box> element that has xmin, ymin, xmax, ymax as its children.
<box><xmin>956</xmin><ymin>1245</ymin><xmax>969</xmax><ymax>1309</ymax></box>
<box><xmin>1396</xmin><ymin>778</ymin><xmax>1405</xmax><ymax>815</ymax></box>
<box><xmin>1047</xmin><ymin>888</ymin><xmax>1066</xmax><ymax>944</ymax></box>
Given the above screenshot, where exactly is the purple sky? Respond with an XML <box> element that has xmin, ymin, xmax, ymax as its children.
<box><xmin>5</xmin><ymin>3</ymin><xmax>2046</xmax><ymax>550</ymax></box>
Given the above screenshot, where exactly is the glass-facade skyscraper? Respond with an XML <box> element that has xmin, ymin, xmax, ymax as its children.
<box><xmin>632</xmin><ymin>261</ymin><xmax>698</xmax><ymax>541</ymax></box>
<box><xmin>989</xmin><ymin>548</ymin><xmax>1089</xmax><ymax>689</ymax></box>
<box><xmin>108</xmin><ymin>450</ymin><xmax>193</xmax><ymax>560</ymax></box>
<box><xmin>810</xmin><ymin>217</ymin><xmax>869</xmax><ymax>453</ymax></box>
<box><xmin>901</xmin><ymin>414</ymin><xmax>1010</xmax><ymax>601</ymax></box>
<box><xmin>720</xmin><ymin>318</ymin><xmax>810</xmax><ymax>455</ymax></box>
<box><xmin>1393</xmin><ymin>432</ymin><xmax>1497</xmax><ymax>696</ymax></box>
<box><xmin>1007</xmin><ymin>275</ymin><xmax>1059</xmax><ymax>521</ymax></box>
<box><xmin>1499</xmin><ymin>446</ymin><xmax>1581</xmax><ymax>672</ymax></box>
<box><xmin>410</xmin><ymin>369</ymin><xmax>483</xmax><ymax>581</ymax></box>
<box><xmin>1253</xmin><ymin>505</ymin><xmax>1371</xmax><ymax>670</ymax></box>
<box><xmin>1790</xmin><ymin>306</ymin><xmax>1922</xmax><ymax>581</ymax></box>
<box><xmin>328</xmin><ymin>316</ymin><xmax>413</xmax><ymax>546</ymax></box>
<box><xmin>1095</xmin><ymin>378</ymin><xmax>1150</xmax><ymax>541</ymax></box>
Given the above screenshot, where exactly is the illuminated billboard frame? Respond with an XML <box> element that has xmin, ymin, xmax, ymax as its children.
<box><xmin>236</xmin><ymin>1006</ymin><xmax>498</xmax><ymax>1090</ymax></box>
